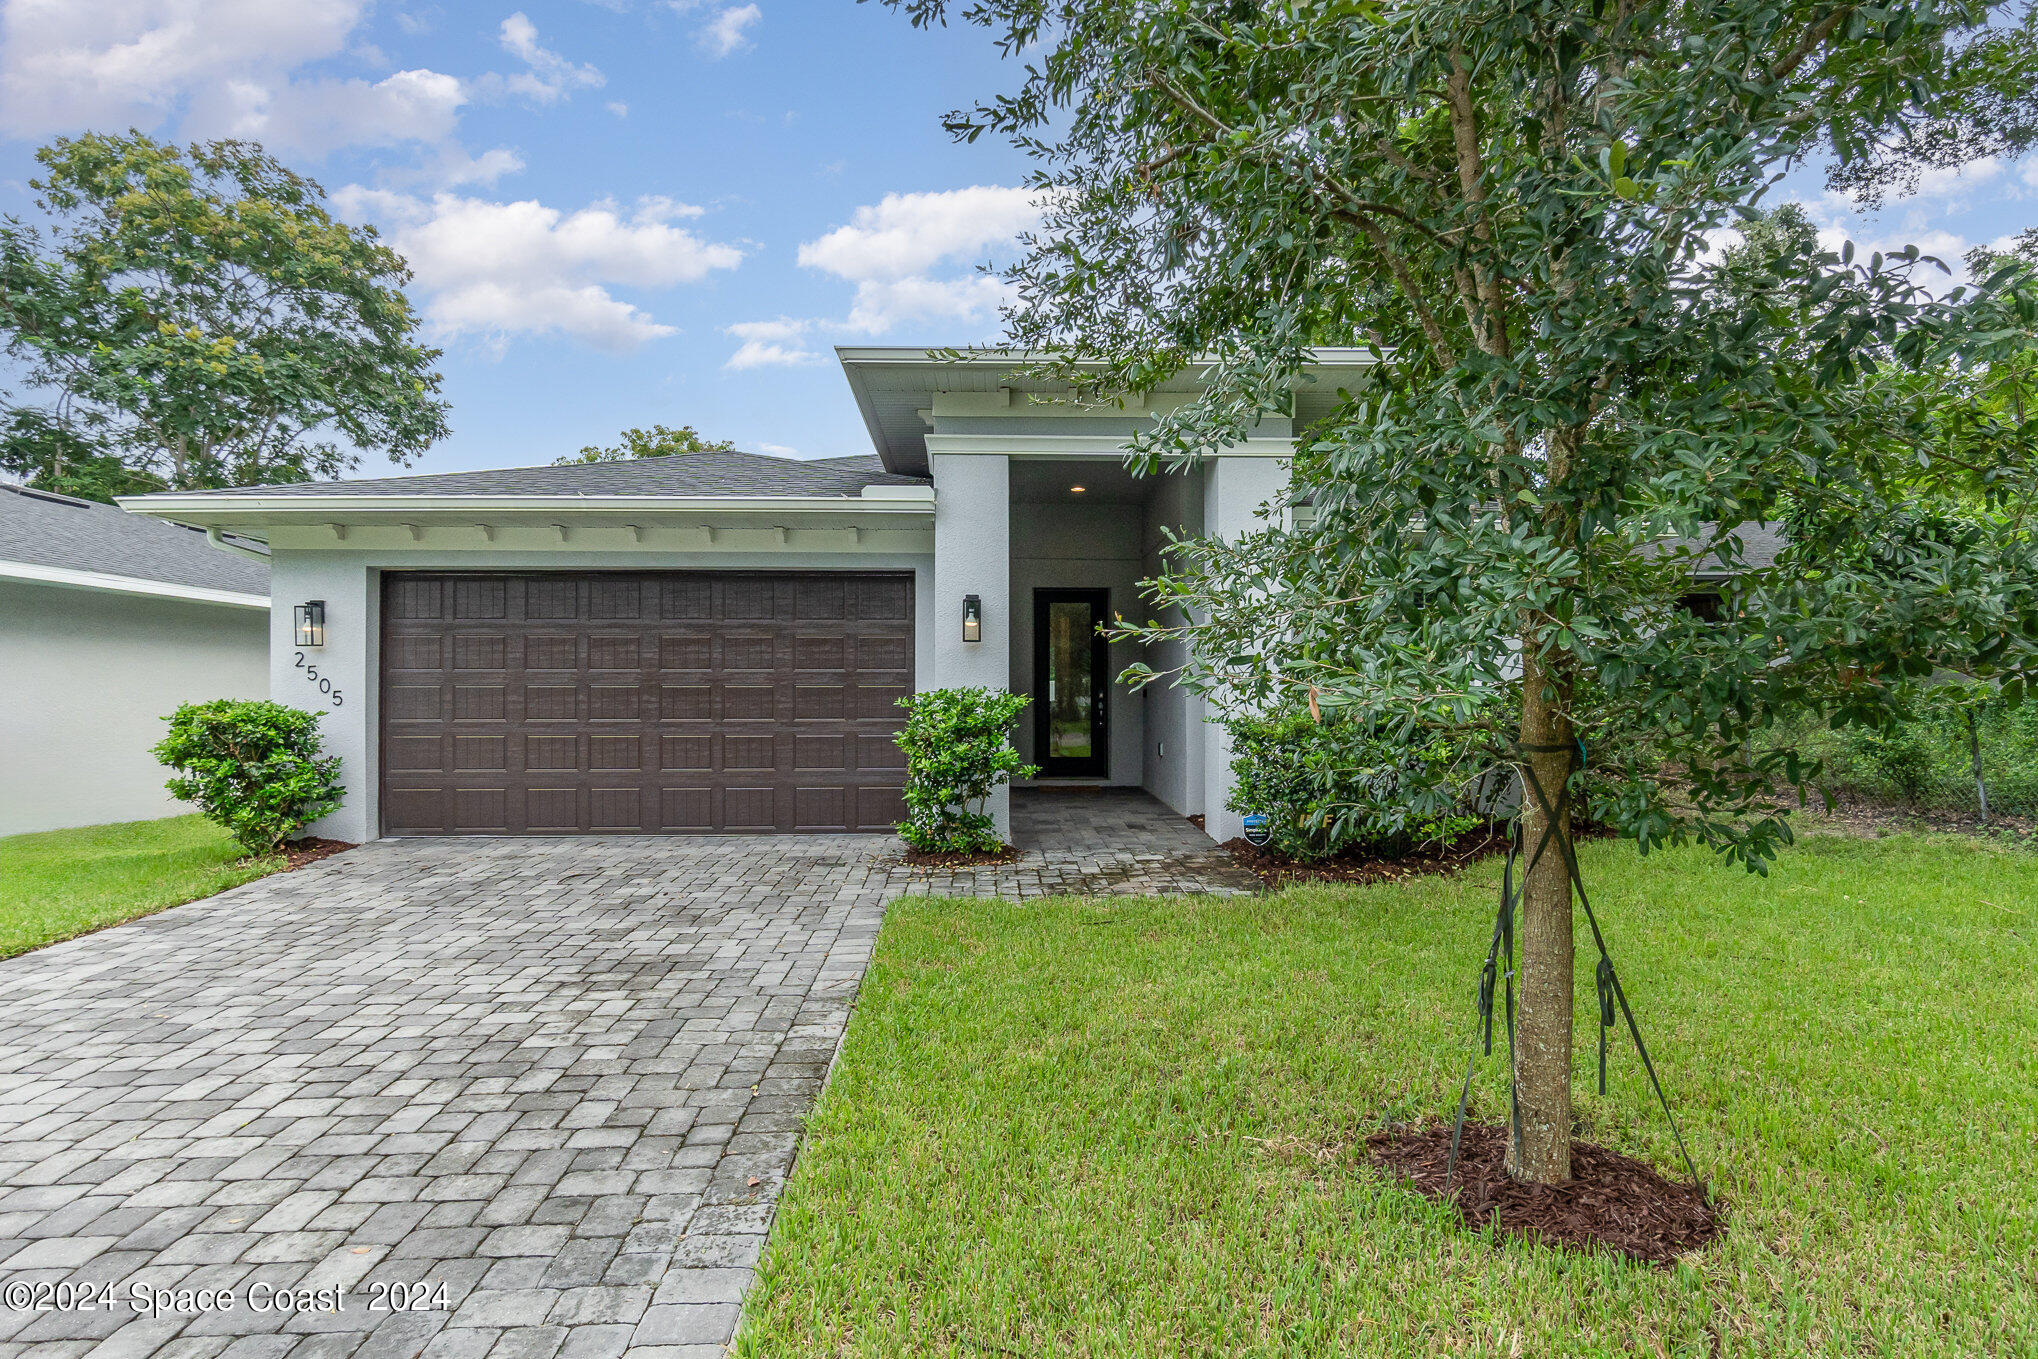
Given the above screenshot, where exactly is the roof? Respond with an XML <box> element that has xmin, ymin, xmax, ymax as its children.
<box><xmin>186</xmin><ymin>450</ymin><xmax>927</xmax><ymax>500</ymax></box>
<box><xmin>0</xmin><ymin>482</ymin><xmax>269</xmax><ymax>603</ymax></box>
<box><xmin>1689</xmin><ymin>522</ymin><xmax>1788</xmax><ymax>580</ymax></box>
<box><xmin>837</xmin><ymin>346</ymin><xmax>1382</xmax><ymax>476</ymax></box>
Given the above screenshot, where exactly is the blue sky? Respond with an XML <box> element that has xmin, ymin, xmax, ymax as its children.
<box><xmin>0</xmin><ymin>1</ymin><xmax>2030</xmax><ymax>479</ymax></box>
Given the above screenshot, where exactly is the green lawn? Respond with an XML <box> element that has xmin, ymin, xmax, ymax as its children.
<box><xmin>742</xmin><ymin>834</ymin><xmax>2038</xmax><ymax>1357</ymax></box>
<box><xmin>0</xmin><ymin>815</ymin><xmax>284</xmax><ymax>959</ymax></box>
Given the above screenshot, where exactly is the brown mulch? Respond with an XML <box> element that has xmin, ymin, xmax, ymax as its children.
<box><xmin>895</xmin><ymin>845</ymin><xmax>1020</xmax><ymax>869</ymax></box>
<box><xmin>277</xmin><ymin>837</ymin><xmax>356</xmax><ymax>871</ymax></box>
<box><xmin>1367</xmin><ymin>1121</ymin><xmax>1723</xmax><ymax>1267</ymax></box>
<box><xmin>1222</xmin><ymin>824</ymin><xmax>1511</xmax><ymax>888</ymax></box>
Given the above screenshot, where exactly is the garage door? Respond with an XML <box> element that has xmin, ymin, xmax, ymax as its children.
<box><xmin>379</xmin><ymin>571</ymin><xmax>914</xmax><ymax>834</ymax></box>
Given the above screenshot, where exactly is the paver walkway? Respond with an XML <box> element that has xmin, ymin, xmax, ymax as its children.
<box><xmin>0</xmin><ymin>791</ymin><xmax>1245</xmax><ymax>1359</ymax></box>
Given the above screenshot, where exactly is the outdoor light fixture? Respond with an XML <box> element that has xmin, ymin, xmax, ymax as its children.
<box><xmin>294</xmin><ymin>600</ymin><xmax>326</xmax><ymax>648</ymax></box>
<box><xmin>962</xmin><ymin>594</ymin><xmax>982</xmax><ymax>642</ymax></box>
<box><xmin>1069</xmin><ymin>484</ymin><xmax>1087</xmax><ymax>494</ymax></box>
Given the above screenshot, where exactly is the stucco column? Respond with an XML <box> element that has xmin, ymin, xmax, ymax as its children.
<box><xmin>929</xmin><ymin>452</ymin><xmax>1014</xmax><ymax>842</ymax></box>
<box><xmin>1200</xmin><ymin>454</ymin><xmax>1291</xmax><ymax>844</ymax></box>
<box><xmin>268</xmin><ymin>553</ymin><xmax>378</xmax><ymax>843</ymax></box>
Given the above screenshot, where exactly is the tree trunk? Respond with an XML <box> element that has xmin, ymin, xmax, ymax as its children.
<box><xmin>1507</xmin><ymin>640</ymin><xmax>1574</xmax><ymax>1183</ymax></box>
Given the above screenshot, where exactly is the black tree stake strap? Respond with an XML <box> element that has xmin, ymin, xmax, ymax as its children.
<box><xmin>1444</xmin><ymin>742</ymin><xmax>1703</xmax><ymax>1193</ymax></box>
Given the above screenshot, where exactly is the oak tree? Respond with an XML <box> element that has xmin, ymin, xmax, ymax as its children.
<box><xmin>0</xmin><ymin>132</ymin><xmax>448</xmax><ymax>499</ymax></box>
<box><xmin>893</xmin><ymin>0</ymin><xmax>2038</xmax><ymax>1182</ymax></box>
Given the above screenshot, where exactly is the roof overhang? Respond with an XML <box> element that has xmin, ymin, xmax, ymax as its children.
<box><xmin>0</xmin><ymin>559</ymin><xmax>268</xmax><ymax>609</ymax></box>
<box><xmin>118</xmin><ymin>487</ymin><xmax>936</xmax><ymax>542</ymax></box>
<box><xmin>837</xmin><ymin>346</ymin><xmax>1381</xmax><ymax>476</ymax></box>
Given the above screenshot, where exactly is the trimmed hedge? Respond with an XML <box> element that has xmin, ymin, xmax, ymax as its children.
<box><xmin>1225</xmin><ymin>709</ymin><xmax>1482</xmax><ymax>861</ymax></box>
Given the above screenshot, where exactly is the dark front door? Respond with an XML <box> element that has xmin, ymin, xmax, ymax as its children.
<box><xmin>379</xmin><ymin>570</ymin><xmax>914</xmax><ymax>835</ymax></box>
<box><xmin>1032</xmin><ymin>589</ymin><xmax>1109</xmax><ymax>778</ymax></box>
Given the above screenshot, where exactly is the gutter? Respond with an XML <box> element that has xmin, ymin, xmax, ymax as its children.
<box><xmin>118</xmin><ymin>489</ymin><xmax>937</xmax><ymax>518</ymax></box>
<box><xmin>0</xmin><ymin>560</ymin><xmax>268</xmax><ymax>610</ymax></box>
<box><xmin>206</xmin><ymin>527</ymin><xmax>272</xmax><ymax>561</ymax></box>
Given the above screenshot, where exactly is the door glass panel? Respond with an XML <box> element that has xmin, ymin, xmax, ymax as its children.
<box><xmin>1046</xmin><ymin>600</ymin><xmax>1095</xmax><ymax>759</ymax></box>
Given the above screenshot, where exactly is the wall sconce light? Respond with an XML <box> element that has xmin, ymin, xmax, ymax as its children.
<box><xmin>294</xmin><ymin>600</ymin><xmax>326</xmax><ymax>648</ymax></box>
<box><xmin>961</xmin><ymin>594</ymin><xmax>982</xmax><ymax>643</ymax></box>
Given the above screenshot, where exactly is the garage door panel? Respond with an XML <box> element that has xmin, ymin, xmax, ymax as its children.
<box><xmin>722</xmin><ymin>685</ymin><xmax>775</xmax><ymax>721</ymax></box>
<box><xmin>382</xmin><ymin>570</ymin><xmax>912</xmax><ymax>835</ymax></box>
<box><xmin>525</xmin><ymin>634</ymin><xmax>577</xmax><ymax>669</ymax></box>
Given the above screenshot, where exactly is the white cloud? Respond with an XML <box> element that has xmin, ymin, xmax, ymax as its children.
<box><xmin>335</xmin><ymin>188</ymin><xmax>744</xmax><ymax>352</ymax></box>
<box><xmin>191</xmin><ymin>67</ymin><xmax>467</xmax><ymax>156</ymax></box>
<box><xmin>425</xmin><ymin>144</ymin><xmax>526</xmax><ymax>189</ymax></box>
<box><xmin>798</xmin><ymin>185</ymin><xmax>1040</xmax><ymax>333</ymax></box>
<box><xmin>0</xmin><ymin>0</ymin><xmax>367</xmax><ymax>136</ymax></box>
<box><xmin>752</xmin><ymin>441</ymin><xmax>799</xmax><ymax>457</ymax></box>
<box><xmin>489</xmin><ymin>12</ymin><xmax>603</xmax><ymax>104</ymax></box>
<box><xmin>700</xmin><ymin>4</ymin><xmax>760</xmax><ymax>57</ymax></box>
<box><xmin>606</xmin><ymin>100</ymin><xmax>629</xmax><ymax>118</ymax></box>
<box><xmin>724</xmin><ymin>318</ymin><xmax>819</xmax><ymax>369</ymax></box>
<box><xmin>0</xmin><ymin>0</ymin><xmax>529</xmax><ymax>179</ymax></box>
<box><xmin>668</xmin><ymin>2</ymin><xmax>760</xmax><ymax>58</ymax></box>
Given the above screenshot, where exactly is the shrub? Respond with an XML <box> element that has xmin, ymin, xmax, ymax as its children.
<box><xmin>154</xmin><ymin>700</ymin><xmax>343</xmax><ymax>855</ymax></box>
<box><xmin>895</xmin><ymin>687</ymin><xmax>1038</xmax><ymax>853</ymax></box>
<box><xmin>1226</xmin><ymin>708</ymin><xmax>1481</xmax><ymax>861</ymax></box>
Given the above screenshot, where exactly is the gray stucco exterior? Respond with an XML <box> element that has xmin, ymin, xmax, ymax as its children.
<box><xmin>0</xmin><ymin>580</ymin><xmax>269</xmax><ymax>835</ymax></box>
<box><xmin>122</xmin><ymin>348</ymin><xmax>1345</xmax><ymax>846</ymax></box>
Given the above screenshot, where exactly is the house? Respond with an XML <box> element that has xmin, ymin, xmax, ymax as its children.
<box><xmin>1</xmin><ymin>482</ymin><xmax>270</xmax><ymax>836</ymax></box>
<box><xmin>121</xmin><ymin>347</ymin><xmax>1372</xmax><ymax>845</ymax></box>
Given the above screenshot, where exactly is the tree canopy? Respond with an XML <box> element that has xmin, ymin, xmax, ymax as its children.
<box><xmin>0</xmin><ymin>132</ymin><xmax>449</xmax><ymax>500</ymax></box>
<box><xmin>893</xmin><ymin>0</ymin><xmax>2038</xmax><ymax>1182</ymax></box>
<box><xmin>553</xmin><ymin>423</ymin><xmax>736</xmax><ymax>465</ymax></box>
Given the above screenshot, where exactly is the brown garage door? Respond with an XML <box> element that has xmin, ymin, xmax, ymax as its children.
<box><xmin>379</xmin><ymin>571</ymin><xmax>914</xmax><ymax>834</ymax></box>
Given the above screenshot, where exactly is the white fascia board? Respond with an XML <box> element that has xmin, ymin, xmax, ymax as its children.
<box><xmin>0</xmin><ymin>560</ymin><xmax>269</xmax><ymax>609</ymax></box>
<box><xmin>118</xmin><ymin>491</ymin><xmax>936</xmax><ymax>531</ymax></box>
<box><xmin>833</xmin><ymin>345</ymin><xmax>1380</xmax><ymax>367</ymax></box>
<box><xmin>924</xmin><ymin>434</ymin><xmax>1294</xmax><ymax>457</ymax></box>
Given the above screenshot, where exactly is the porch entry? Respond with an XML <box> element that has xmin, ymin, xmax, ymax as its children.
<box><xmin>1031</xmin><ymin>588</ymin><xmax>1110</xmax><ymax>777</ymax></box>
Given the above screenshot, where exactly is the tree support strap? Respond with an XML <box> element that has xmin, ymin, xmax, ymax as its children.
<box><xmin>1445</xmin><ymin>742</ymin><xmax>1703</xmax><ymax>1193</ymax></box>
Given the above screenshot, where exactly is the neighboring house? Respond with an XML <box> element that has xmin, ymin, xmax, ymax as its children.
<box><xmin>1</xmin><ymin>483</ymin><xmax>270</xmax><ymax>836</ymax></box>
<box><xmin>122</xmin><ymin>347</ymin><xmax>1373</xmax><ymax>845</ymax></box>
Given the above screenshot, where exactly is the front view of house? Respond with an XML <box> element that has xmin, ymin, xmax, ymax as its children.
<box><xmin>125</xmin><ymin>348</ymin><xmax>1369</xmax><ymax>846</ymax></box>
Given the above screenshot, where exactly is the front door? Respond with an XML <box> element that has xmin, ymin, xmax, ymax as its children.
<box><xmin>1032</xmin><ymin>589</ymin><xmax>1109</xmax><ymax>778</ymax></box>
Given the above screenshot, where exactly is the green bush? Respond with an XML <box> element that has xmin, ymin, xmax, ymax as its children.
<box><xmin>1225</xmin><ymin>709</ymin><xmax>1482</xmax><ymax>861</ymax></box>
<box><xmin>154</xmin><ymin>700</ymin><xmax>343</xmax><ymax>855</ymax></box>
<box><xmin>895</xmin><ymin>688</ymin><xmax>1038</xmax><ymax>853</ymax></box>
<box><xmin>1766</xmin><ymin>690</ymin><xmax>2038</xmax><ymax>815</ymax></box>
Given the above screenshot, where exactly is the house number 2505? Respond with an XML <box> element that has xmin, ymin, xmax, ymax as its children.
<box><xmin>294</xmin><ymin>651</ymin><xmax>344</xmax><ymax>707</ymax></box>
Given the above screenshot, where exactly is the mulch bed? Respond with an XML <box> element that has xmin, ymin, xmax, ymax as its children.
<box><xmin>277</xmin><ymin>837</ymin><xmax>356</xmax><ymax>871</ymax></box>
<box><xmin>894</xmin><ymin>845</ymin><xmax>1021</xmax><ymax>869</ymax></box>
<box><xmin>1222</xmin><ymin>824</ymin><xmax>1511</xmax><ymax>888</ymax></box>
<box><xmin>1367</xmin><ymin>1121</ymin><xmax>1723</xmax><ymax>1266</ymax></box>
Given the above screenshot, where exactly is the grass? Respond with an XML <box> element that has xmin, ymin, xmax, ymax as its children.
<box><xmin>741</xmin><ymin>834</ymin><xmax>2038</xmax><ymax>1357</ymax></box>
<box><xmin>0</xmin><ymin>815</ymin><xmax>283</xmax><ymax>959</ymax></box>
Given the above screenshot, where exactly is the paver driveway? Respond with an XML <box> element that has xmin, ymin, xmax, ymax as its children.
<box><xmin>0</xmin><ymin>835</ymin><xmax>896</xmax><ymax>1359</ymax></box>
<box><xmin>0</xmin><ymin>791</ymin><xmax>1251</xmax><ymax>1359</ymax></box>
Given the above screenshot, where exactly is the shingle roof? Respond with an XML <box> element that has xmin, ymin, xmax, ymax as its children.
<box><xmin>1</xmin><ymin>483</ymin><xmax>270</xmax><ymax>596</ymax></box>
<box><xmin>191</xmin><ymin>451</ymin><xmax>929</xmax><ymax>499</ymax></box>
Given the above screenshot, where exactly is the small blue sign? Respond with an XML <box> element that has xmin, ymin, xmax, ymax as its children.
<box><xmin>1241</xmin><ymin>813</ymin><xmax>1272</xmax><ymax>848</ymax></box>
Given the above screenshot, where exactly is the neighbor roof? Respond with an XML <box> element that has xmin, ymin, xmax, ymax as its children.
<box><xmin>183</xmin><ymin>451</ymin><xmax>928</xmax><ymax>499</ymax></box>
<box><xmin>0</xmin><ymin>483</ymin><xmax>269</xmax><ymax>600</ymax></box>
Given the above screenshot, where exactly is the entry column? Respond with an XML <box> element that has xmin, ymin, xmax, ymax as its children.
<box><xmin>929</xmin><ymin>452</ymin><xmax>1013</xmax><ymax>842</ymax></box>
<box><xmin>1200</xmin><ymin>454</ymin><xmax>1291</xmax><ymax>844</ymax></box>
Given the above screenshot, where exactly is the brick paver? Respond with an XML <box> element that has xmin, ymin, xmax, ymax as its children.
<box><xmin>0</xmin><ymin>791</ymin><xmax>1243</xmax><ymax>1358</ymax></box>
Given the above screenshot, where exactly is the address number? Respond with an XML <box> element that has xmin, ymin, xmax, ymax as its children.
<box><xmin>293</xmin><ymin>651</ymin><xmax>344</xmax><ymax>707</ymax></box>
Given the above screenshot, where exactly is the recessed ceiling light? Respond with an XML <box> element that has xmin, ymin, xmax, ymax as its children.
<box><xmin>1070</xmin><ymin>485</ymin><xmax>1086</xmax><ymax>494</ymax></box>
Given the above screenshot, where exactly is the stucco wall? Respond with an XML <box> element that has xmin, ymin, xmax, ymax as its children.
<box><xmin>929</xmin><ymin>453</ymin><xmax>1012</xmax><ymax>838</ymax></box>
<box><xmin>1199</xmin><ymin>456</ymin><xmax>1292</xmax><ymax>843</ymax></box>
<box><xmin>268</xmin><ymin>547</ymin><xmax>937</xmax><ymax>843</ymax></box>
<box><xmin>0</xmin><ymin>580</ymin><xmax>269</xmax><ymax>835</ymax></box>
<box><xmin>1007</xmin><ymin>499</ymin><xmax>1146</xmax><ymax>785</ymax></box>
<box><xmin>1138</xmin><ymin>469</ymin><xmax>1205</xmax><ymax>816</ymax></box>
